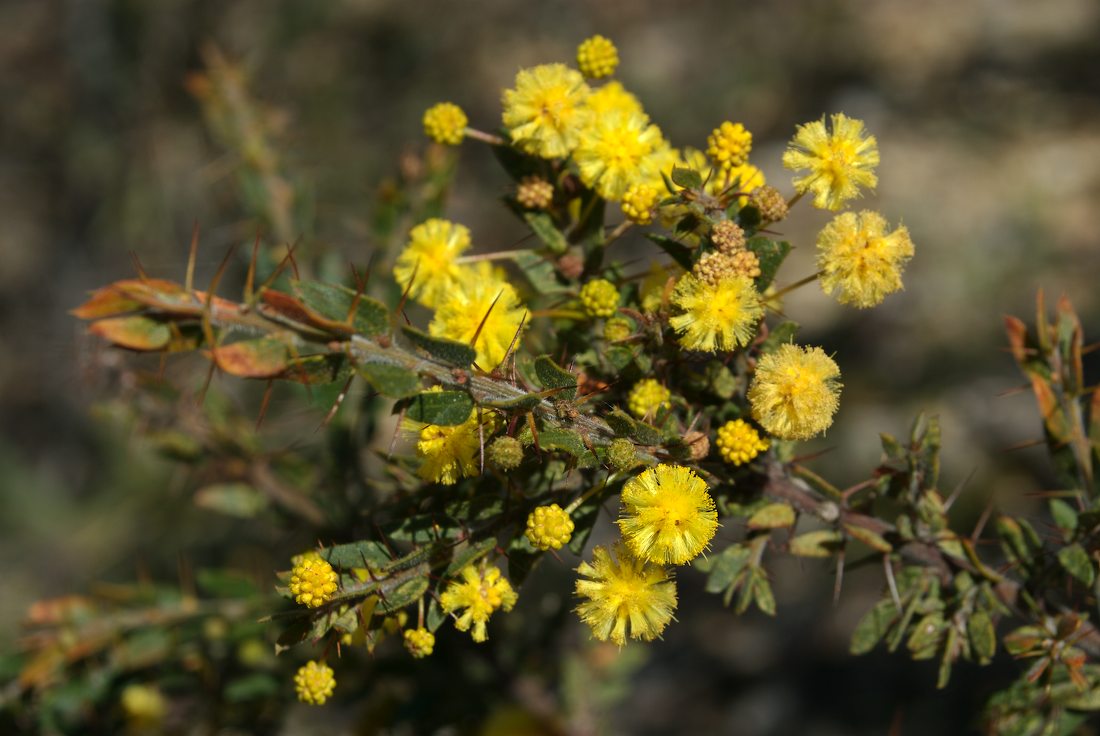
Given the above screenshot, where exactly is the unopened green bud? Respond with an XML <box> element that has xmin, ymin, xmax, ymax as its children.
<box><xmin>604</xmin><ymin>317</ymin><xmax>633</xmax><ymax>342</ymax></box>
<box><xmin>487</xmin><ymin>436</ymin><xmax>524</xmax><ymax>471</ymax></box>
<box><xmin>607</xmin><ymin>438</ymin><xmax>637</xmax><ymax>472</ymax></box>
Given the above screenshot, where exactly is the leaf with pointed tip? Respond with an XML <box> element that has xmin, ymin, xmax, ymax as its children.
<box><xmin>292</xmin><ymin>280</ymin><xmax>389</xmax><ymax>337</ymax></box>
<box><xmin>746</xmin><ymin>237</ymin><xmax>791</xmax><ymax>291</ymax></box>
<box><xmin>89</xmin><ymin>316</ymin><xmax>171</xmax><ymax>351</ymax></box>
<box><xmin>1058</xmin><ymin>543</ymin><xmax>1095</xmax><ymax>586</ymax></box>
<box><xmin>534</xmin><ymin>355</ymin><xmax>577</xmax><ymax>400</ymax></box>
<box><xmin>850</xmin><ymin>599</ymin><xmax>899</xmax><ymax>655</ymax></box>
<box><xmin>789</xmin><ymin>530</ymin><xmax>845</xmax><ymax>558</ymax></box>
<box><xmin>404</xmin><ymin>390</ymin><xmax>474</xmax><ymax>426</ymax></box>
<box><xmin>282</xmin><ymin>354</ymin><xmax>351</xmax><ymax>385</ymax></box>
<box><xmin>213</xmin><ymin>337</ymin><xmax>290</xmax><ymax>378</ymax></box>
<box><xmin>320</xmin><ymin>540</ymin><xmax>393</xmax><ymax>571</ymax></box>
<box><xmin>645</xmin><ymin>233</ymin><xmax>694</xmax><ymax>271</ymax></box>
<box><xmin>748</xmin><ymin>503</ymin><xmax>796</xmax><ymax>530</ymax></box>
<box><xmin>443</xmin><ymin>538</ymin><xmax>498</xmax><ymax>577</ymax></box>
<box><xmin>524</xmin><ymin>212</ymin><xmax>569</xmax><ymax>255</ymax></box>
<box><xmin>194</xmin><ymin>483</ymin><xmax>269</xmax><ymax>518</ymax></box>
<box><xmin>401</xmin><ymin>326</ymin><xmax>477</xmax><ymax>368</ymax></box>
<box><xmin>71</xmin><ymin>287</ymin><xmax>143</xmax><ymax>319</ymax></box>
<box><xmin>670</xmin><ymin>167</ymin><xmax>703</xmax><ymax>190</ymax></box>
<box><xmin>358</xmin><ymin>362</ymin><xmax>421</xmax><ymax>399</ymax></box>
<box><xmin>536</xmin><ymin>428</ymin><xmax>598</xmax><ymax>467</ymax></box>
<box><xmin>376</xmin><ymin>575</ymin><xmax>430</xmax><ymax>614</ymax></box>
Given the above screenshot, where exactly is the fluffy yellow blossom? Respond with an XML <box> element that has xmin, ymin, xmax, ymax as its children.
<box><xmin>440</xmin><ymin>565</ymin><xmax>517</xmax><ymax>643</ymax></box>
<box><xmin>715</xmin><ymin>419</ymin><xmax>770</xmax><ymax>466</ymax></box>
<box><xmin>526</xmin><ymin>504</ymin><xmax>575</xmax><ymax>551</ymax></box>
<box><xmin>574</xmin><ymin>111</ymin><xmax>665</xmax><ymax>200</ymax></box>
<box><xmin>422</xmin><ymin>102</ymin><xmax>467</xmax><ymax>145</ymax></box>
<box><xmin>707</xmin><ymin>121</ymin><xmax>753</xmax><ymax>171</ymax></box>
<box><xmin>577</xmin><ymin>35</ymin><xmax>619</xmax><ymax>79</ymax></box>
<box><xmin>627</xmin><ymin>378</ymin><xmax>670</xmax><ymax>419</ymax></box>
<box><xmin>579</xmin><ymin>278</ymin><xmax>620</xmax><ymax>318</ymax></box>
<box><xmin>429</xmin><ymin>263</ymin><xmax>527</xmax><ymax>368</ymax></box>
<box><xmin>669</xmin><ymin>273</ymin><xmax>762</xmax><ymax>353</ymax></box>
<box><xmin>294</xmin><ymin>661</ymin><xmax>335</xmax><ymax>705</ymax></box>
<box><xmin>783</xmin><ymin>113</ymin><xmax>879</xmax><ymax>211</ymax></box>
<box><xmin>404</xmin><ymin>627</ymin><xmax>435</xmax><ymax>658</ymax></box>
<box><xmin>585</xmin><ymin>80</ymin><xmax>645</xmax><ymax>119</ymax></box>
<box><xmin>503</xmin><ymin>64</ymin><xmax>591</xmax><ymax>159</ymax></box>
<box><xmin>575</xmin><ymin>543</ymin><xmax>677</xmax><ymax>646</ymax></box>
<box><xmin>618</xmin><ymin>464</ymin><xmax>718</xmax><ymax>565</ymax></box>
<box><xmin>817</xmin><ymin>210</ymin><xmax>914</xmax><ymax>308</ymax></box>
<box><xmin>411</xmin><ymin>397</ymin><xmax>496</xmax><ymax>486</ymax></box>
<box><xmin>289</xmin><ymin>556</ymin><xmax>338</xmax><ymax>608</ymax></box>
<box><xmin>393</xmin><ymin>218</ymin><xmax>471</xmax><ymax>308</ymax></box>
<box><xmin>621</xmin><ymin>183</ymin><xmax>658</xmax><ymax>225</ymax></box>
<box><xmin>748</xmin><ymin>344</ymin><xmax>842</xmax><ymax>440</ymax></box>
<box><xmin>121</xmin><ymin>684</ymin><xmax>166</xmax><ymax>726</ymax></box>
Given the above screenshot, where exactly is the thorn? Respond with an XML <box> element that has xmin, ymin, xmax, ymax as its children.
<box><xmin>346</xmin><ymin>263</ymin><xmax>366</xmax><ymax>325</ymax></box>
<box><xmin>470</xmin><ymin>290</ymin><xmax>504</xmax><ymax>352</ymax></box>
<box><xmin>185</xmin><ymin>220</ymin><xmax>200</xmax><ymax>293</ymax></box>
<box><xmin>388</xmin><ymin>406</ymin><xmax>407</xmax><ymax>459</ymax></box>
<box><xmin>971</xmin><ymin>497</ymin><xmax>996</xmax><ymax>540</ymax></box>
<box><xmin>197</xmin><ymin>360</ymin><xmax>217</xmax><ymax>407</ymax></box>
<box><xmin>478</xmin><ymin>407</ymin><xmax>486</xmax><ymax>474</ymax></box>
<box><xmin>257</xmin><ymin>238</ymin><xmax>301</xmax><ymax>293</ymax></box>
<box><xmin>201</xmin><ymin>242</ymin><xmax>239</xmax><ymax>371</ymax></box>
<box><xmin>995</xmin><ymin>383</ymin><xmax>1033</xmax><ymax>398</ymax></box>
<box><xmin>494</xmin><ymin>310</ymin><xmax>528</xmax><ymax>373</ymax></box>
<box><xmin>362</xmin><ymin>250</ymin><xmax>376</xmax><ymax>289</ymax></box>
<box><xmin>317</xmin><ymin>375</ymin><xmax>356</xmax><ymax>432</ymax></box>
<box><xmin>833</xmin><ymin>549</ymin><xmax>846</xmax><ymax>606</ymax></box>
<box><xmin>129</xmin><ymin>251</ymin><xmax>150</xmax><ymax>282</ymax></box>
<box><xmin>284</xmin><ymin>238</ymin><xmax>301</xmax><ymax>279</ymax></box>
<box><xmin>395</xmin><ymin>260</ymin><xmax>419</xmax><ymax>326</ymax></box>
<box><xmin>256</xmin><ymin>380</ymin><xmax>275</xmax><ymax>430</ymax></box>
<box><xmin>884</xmin><ymin>555</ymin><xmax>902</xmax><ymax>612</ymax></box>
<box><xmin>1001</xmin><ymin>438</ymin><xmax>1046</xmax><ymax>452</ymax></box>
<box><xmin>244</xmin><ymin>230</ymin><xmax>261</xmax><ymax>302</ymax></box>
<box><xmin>943</xmin><ymin>467</ymin><xmax>977</xmax><ymax>511</ymax></box>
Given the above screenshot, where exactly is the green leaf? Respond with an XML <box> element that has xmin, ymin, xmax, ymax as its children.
<box><xmin>194</xmin><ymin>483</ymin><xmax>268</xmax><ymax>518</ymax></box>
<box><xmin>537</xmin><ymin>428</ymin><xmax>598</xmax><ymax>467</ymax></box>
<box><xmin>747</xmin><ymin>503</ymin><xmax>796</xmax><ymax>530</ymax></box>
<box><xmin>750</xmin><ymin>568</ymin><xmax>776</xmax><ymax>616</ymax></box>
<box><xmin>401</xmin><ymin>325</ymin><xmax>477</xmax><ymax>367</ymax></box>
<box><xmin>700</xmin><ymin>544</ymin><xmax>752</xmax><ymax>595</ymax></box>
<box><xmin>670</xmin><ymin>166</ymin><xmax>703</xmax><ymax>190</ymax></box>
<box><xmin>283</xmin><ymin>354</ymin><xmax>351</xmax><ymax>385</ymax></box>
<box><xmin>224</xmin><ymin>674</ymin><xmax>279</xmax><ymax>702</ymax></box>
<box><xmin>444</xmin><ymin>538</ymin><xmax>498</xmax><ymax>577</ymax></box>
<box><xmin>376</xmin><ymin>575</ymin><xmax>430</xmax><ymax>614</ymax></box>
<box><xmin>524</xmin><ymin>212</ymin><xmax>569</xmax><ymax>254</ymax></box>
<box><xmin>292</xmin><ymin>280</ymin><xmax>389</xmax><ymax>337</ymax></box>
<box><xmin>534</xmin><ymin>355</ymin><xmax>578</xmax><ymax>400</ymax></box>
<box><xmin>404</xmin><ymin>390</ymin><xmax>474</xmax><ymax>426</ymax></box>
<box><xmin>788</xmin><ymin>529</ymin><xmax>844</xmax><ymax>558</ymax></box>
<box><xmin>746</xmin><ymin>237</ymin><xmax>791</xmax><ymax>291</ymax></box>
<box><xmin>1058</xmin><ymin>543</ymin><xmax>1095</xmax><ymax>586</ymax></box>
<box><xmin>514</xmin><ymin>250</ymin><xmax>569</xmax><ymax>296</ymax></box>
<box><xmin>320</xmin><ymin>540</ymin><xmax>393</xmax><ymax>570</ymax></box>
<box><xmin>1050</xmin><ymin>498</ymin><xmax>1079</xmax><ymax>539</ymax></box>
<box><xmin>850</xmin><ymin>599</ymin><xmax>898</xmax><ymax>655</ymax></box>
<box><xmin>89</xmin><ymin>315</ymin><xmax>171</xmax><ymax>351</ymax></box>
<box><xmin>644</xmin><ymin>233</ymin><xmax>695</xmax><ymax>271</ymax></box>
<box><xmin>358</xmin><ymin>362</ymin><xmax>421</xmax><ymax>399</ymax></box>
<box><xmin>843</xmin><ymin>523</ymin><xmax>893</xmax><ymax>553</ymax></box>
<box><xmin>481</xmin><ymin>392</ymin><xmax>546</xmax><ymax>411</ymax></box>
<box><xmin>907</xmin><ymin>612</ymin><xmax>945</xmax><ymax>659</ymax></box>
<box><xmin>968</xmin><ymin>610</ymin><xmax>997</xmax><ymax>665</ymax></box>
<box><xmin>214</xmin><ymin>337</ymin><xmax>289</xmax><ymax>378</ymax></box>
<box><xmin>760</xmin><ymin>320</ymin><xmax>799</xmax><ymax>355</ymax></box>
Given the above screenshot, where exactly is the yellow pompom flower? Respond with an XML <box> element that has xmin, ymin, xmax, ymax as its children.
<box><xmin>627</xmin><ymin>378</ymin><xmax>671</xmax><ymax>419</ymax></box>
<box><xmin>503</xmin><ymin>64</ymin><xmax>591</xmax><ymax>159</ymax></box>
<box><xmin>669</xmin><ymin>273</ymin><xmax>763</xmax><ymax>353</ymax></box>
<box><xmin>783</xmin><ymin>113</ymin><xmax>879</xmax><ymax>211</ymax></box>
<box><xmin>707</xmin><ymin>121</ymin><xmax>753</xmax><ymax>172</ymax></box>
<box><xmin>403</xmin><ymin>627</ymin><xmax>435</xmax><ymax>658</ymax></box>
<box><xmin>289</xmin><ymin>557</ymin><xmax>338</xmax><ymax>608</ymax></box>
<box><xmin>575</xmin><ymin>543</ymin><xmax>677</xmax><ymax>646</ymax></box>
<box><xmin>412</xmin><ymin>396</ymin><xmax>496</xmax><ymax>486</ymax></box>
<box><xmin>585</xmin><ymin>80</ymin><xmax>645</xmax><ymax>119</ymax></box>
<box><xmin>748</xmin><ymin>343</ymin><xmax>842</xmax><ymax>440</ymax></box>
<box><xmin>618</xmin><ymin>464</ymin><xmax>718</xmax><ymax>565</ymax></box>
<box><xmin>579</xmin><ymin>278</ymin><xmax>619</xmax><ymax>318</ymax></box>
<box><xmin>120</xmin><ymin>684</ymin><xmax>166</xmax><ymax>726</ymax></box>
<box><xmin>574</xmin><ymin>111</ymin><xmax>665</xmax><ymax>201</ymax></box>
<box><xmin>621</xmin><ymin>183</ymin><xmax>658</xmax><ymax>225</ymax></box>
<box><xmin>393</xmin><ymin>218</ymin><xmax>471</xmax><ymax>308</ymax></box>
<box><xmin>577</xmin><ymin>35</ymin><xmax>619</xmax><ymax>79</ymax></box>
<box><xmin>715</xmin><ymin>419</ymin><xmax>770</xmax><ymax>466</ymax></box>
<box><xmin>422</xmin><ymin>102</ymin><xmax>467</xmax><ymax>145</ymax></box>
<box><xmin>294</xmin><ymin>661</ymin><xmax>336</xmax><ymax>705</ymax></box>
<box><xmin>526</xmin><ymin>504</ymin><xmax>575</xmax><ymax>551</ymax></box>
<box><xmin>429</xmin><ymin>263</ymin><xmax>527</xmax><ymax>369</ymax></box>
<box><xmin>817</xmin><ymin>210</ymin><xmax>915</xmax><ymax>308</ymax></box>
<box><xmin>440</xmin><ymin>565</ymin><xmax>517</xmax><ymax>643</ymax></box>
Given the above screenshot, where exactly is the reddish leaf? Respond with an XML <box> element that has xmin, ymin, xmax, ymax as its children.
<box><xmin>70</xmin><ymin>287</ymin><xmax>142</xmax><ymax>319</ymax></box>
<box><xmin>89</xmin><ymin>316</ymin><xmax>171</xmax><ymax>351</ymax></box>
<box><xmin>211</xmin><ymin>337</ymin><xmax>290</xmax><ymax>378</ymax></box>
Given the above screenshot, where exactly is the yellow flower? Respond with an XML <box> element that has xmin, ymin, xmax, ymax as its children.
<box><xmin>440</xmin><ymin>565</ymin><xmax>517</xmax><ymax>643</ymax></box>
<box><xmin>516</xmin><ymin>175</ymin><xmax>554</xmax><ymax>210</ymax></box>
<box><xmin>120</xmin><ymin>684</ymin><xmax>166</xmax><ymax>725</ymax></box>
<box><xmin>575</xmin><ymin>543</ymin><xmax>677</xmax><ymax>646</ymax></box>
<box><xmin>585</xmin><ymin>80</ymin><xmax>645</xmax><ymax>119</ymax></box>
<box><xmin>503</xmin><ymin>64</ymin><xmax>591</xmax><ymax>159</ymax></box>
<box><xmin>783</xmin><ymin>113</ymin><xmax>879</xmax><ymax>211</ymax></box>
<box><xmin>579</xmin><ymin>278</ymin><xmax>619</xmax><ymax>318</ymax></box>
<box><xmin>411</xmin><ymin>397</ymin><xmax>496</xmax><ymax>486</ymax></box>
<box><xmin>294</xmin><ymin>661</ymin><xmax>336</xmax><ymax>705</ymax></box>
<box><xmin>817</xmin><ymin>210</ymin><xmax>914</xmax><ymax>308</ymax></box>
<box><xmin>618</xmin><ymin>464</ymin><xmax>718</xmax><ymax>565</ymax></box>
<box><xmin>669</xmin><ymin>273</ymin><xmax>763</xmax><ymax>353</ymax></box>
<box><xmin>627</xmin><ymin>378</ymin><xmax>670</xmax><ymax>419</ymax></box>
<box><xmin>577</xmin><ymin>35</ymin><xmax>619</xmax><ymax>79</ymax></box>
<box><xmin>707</xmin><ymin>121</ymin><xmax>753</xmax><ymax>171</ymax></box>
<box><xmin>429</xmin><ymin>263</ymin><xmax>527</xmax><ymax>369</ymax></box>
<box><xmin>715</xmin><ymin>419</ymin><xmax>770</xmax><ymax>466</ymax></box>
<box><xmin>748</xmin><ymin>343</ymin><xmax>842</xmax><ymax>440</ymax></box>
<box><xmin>621</xmin><ymin>183</ymin><xmax>658</xmax><ymax>225</ymax></box>
<box><xmin>404</xmin><ymin>627</ymin><xmax>435</xmax><ymax>658</ymax></box>
<box><xmin>289</xmin><ymin>557</ymin><xmax>338</xmax><ymax>608</ymax></box>
<box><xmin>574</xmin><ymin>111</ymin><xmax>665</xmax><ymax>201</ymax></box>
<box><xmin>526</xmin><ymin>504</ymin><xmax>575</xmax><ymax>551</ymax></box>
<box><xmin>639</xmin><ymin>262</ymin><xmax>678</xmax><ymax>313</ymax></box>
<box><xmin>422</xmin><ymin>102</ymin><xmax>467</xmax><ymax>145</ymax></box>
<box><xmin>681</xmin><ymin>148</ymin><xmax>764</xmax><ymax>203</ymax></box>
<box><xmin>393</xmin><ymin>218</ymin><xmax>471</xmax><ymax>308</ymax></box>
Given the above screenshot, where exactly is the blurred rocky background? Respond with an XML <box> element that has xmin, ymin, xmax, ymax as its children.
<box><xmin>2</xmin><ymin>0</ymin><xmax>1099</xmax><ymax>733</ymax></box>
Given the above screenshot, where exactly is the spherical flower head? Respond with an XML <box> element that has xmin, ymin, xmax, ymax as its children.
<box><xmin>575</xmin><ymin>543</ymin><xmax>677</xmax><ymax>646</ymax></box>
<box><xmin>715</xmin><ymin>419</ymin><xmax>770</xmax><ymax>466</ymax></box>
<box><xmin>729</xmin><ymin>250</ymin><xmax>761</xmax><ymax>279</ymax></box>
<box><xmin>711</xmin><ymin>220</ymin><xmax>746</xmax><ymax>254</ymax></box>
<box><xmin>621</xmin><ymin>183</ymin><xmax>658</xmax><ymax>225</ymax></box>
<box><xmin>121</xmin><ymin>684</ymin><xmax>166</xmax><ymax>725</ymax></box>
<box><xmin>749</xmin><ymin>185</ymin><xmax>789</xmax><ymax>223</ymax></box>
<box><xmin>627</xmin><ymin>378</ymin><xmax>670</xmax><ymax>419</ymax></box>
<box><xmin>579</xmin><ymin>278</ymin><xmax>620</xmax><ymax>318</ymax></box>
<box><xmin>526</xmin><ymin>504</ymin><xmax>575</xmax><ymax>551</ymax></box>
<box><xmin>618</xmin><ymin>464</ymin><xmax>718</xmax><ymax>565</ymax></box>
<box><xmin>603</xmin><ymin>316</ymin><xmax>633</xmax><ymax>342</ymax></box>
<box><xmin>393</xmin><ymin>218</ymin><xmax>472</xmax><ymax>309</ymax></box>
<box><xmin>422</xmin><ymin>102</ymin><xmax>467</xmax><ymax>145</ymax></box>
<box><xmin>817</xmin><ymin>210</ymin><xmax>914</xmax><ymax>308</ymax></box>
<box><xmin>748</xmin><ymin>343</ymin><xmax>842</xmax><ymax>440</ymax></box>
<box><xmin>428</xmin><ymin>262</ymin><xmax>527</xmax><ymax>369</ymax></box>
<box><xmin>294</xmin><ymin>661</ymin><xmax>335</xmax><ymax>705</ymax></box>
<box><xmin>289</xmin><ymin>557</ymin><xmax>338</xmax><ymax>608</ymax></box>
<box><xmin>783</xmin><ymin>113</ymin><xmax>879</xmax><ymax>211</ymax></box>
<box><xmin>707</xmin><ymin>121</ymin><xmax>753</xmax><ymax>171</ymax></box>
<box><xmin>607</xmin><ymin>437</ymin><xmax>637</xmax><ymax>472</ymax></box>
<box><xmin>503</xmin><ymin>64</ymin><xmax>591</xmax><ymax>159</ymax></box>
<box><xmin>403</xmin><ymin>627</ymin><xmax>435</xmax><ymax>659</ymax></box>
<box><xmin>585</xmin><ymin>80</ymin><xmax>645</xmax><ymax>119</ymax></box>
<box><xmin>440</xmin><ymin>565</ymin><xmax>517</xmax><ymax>643</ymax></box>
<box><xmin>516</xmin><ymin>175</ymin><xmax>554</xmax><ymax>210</ymax></box>
<box><xmin>577</xmin><ymin>35</ymin><xmax>619</xmax><ymax>79</ymax></box>
<box><xmin>669</xmin><ymin>272</ymin><xmax>763</xmax><ymax>353</ymax></box>
<box><xmin>413</xmin><ymin>403</ymin><xmax>493</xmax><ymax>486</ymax></box>
<box><xmin>486</xmin><ymin>435</ymin><xmax>524</xmax><ymax>471</ymax></box>
<box><xmin>574</xmin><ymin>111</ymin><xmax>666</xmax><ymax>201</ymax></box>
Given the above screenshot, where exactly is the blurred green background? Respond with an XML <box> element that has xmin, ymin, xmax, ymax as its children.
<box><xmin>2</xmin><ymin>0</ymin><xmax>1099</xmax><ymax>733</ymax></box>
